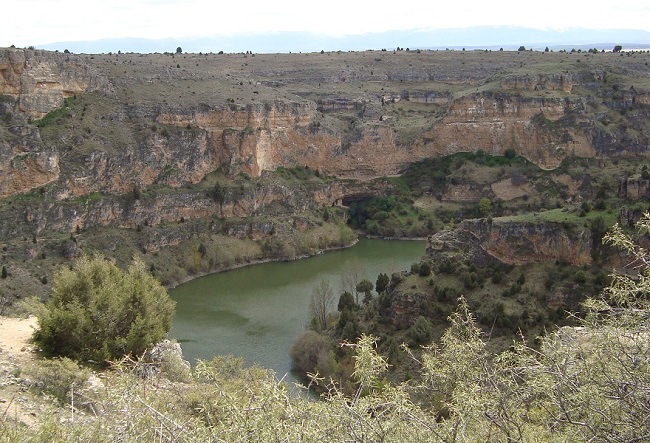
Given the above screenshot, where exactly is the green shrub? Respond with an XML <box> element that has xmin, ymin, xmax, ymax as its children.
<box><xmin>33</xmin><ymin>255</ymin><xmax>176</xmax><ymax>363</ymax></box>
<box><xmin>26</xmin><ymin>357</ymin><xmax>90</xmax><ymax>405</ymax></box>
<box><xmin>574</xmin><ymin>270</ymin><xmax>587</xmax><ymax>284</ymax></box>
<box><xmin>290</xmin><ymin>330</ymin><xmax>333</xmax><ymax>374</ymax></box>
<box><xmin>407</xmin><ymin>316</ymin><xmax>433</xmax><ymax>345</ymax></box>
<box><xmin>437</xmin><ymin>258</ymin><xmax>457</xmax><ymax>274</ymax></box>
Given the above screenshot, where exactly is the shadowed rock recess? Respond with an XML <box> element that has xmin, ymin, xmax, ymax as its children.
<box><xmin>1</xmin><ymin>47</ymin><xmax>649</xmax><ymax>301</ymax></box>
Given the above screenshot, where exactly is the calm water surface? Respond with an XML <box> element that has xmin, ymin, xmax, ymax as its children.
<box><xmin>170</xmin><ymin>238</ymin><xmax>425</xmax><ymax>380</ymax></box>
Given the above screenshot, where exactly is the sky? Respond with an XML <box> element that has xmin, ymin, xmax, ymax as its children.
<box><xmin>3</xmin><ymin>0</ymin><xmax>650</xmax><ymax>50</ymax></box>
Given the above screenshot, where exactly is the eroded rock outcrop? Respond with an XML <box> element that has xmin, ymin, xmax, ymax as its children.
<box><xmin>2</xmin><ymin>48</ymin><xmax>648</xmax><ymax>206</ymax></box>
<box><xmin>428</xmin><ymin>218</ymin><xmax>593</xmax><ymax>267</ymax></box>
<box><xmin>618</xmin><ymin>177</ymin><xmax>650</xmax><ymax>200</ymax></box>
<box><xmin>0</xmin><ymin>48</ymin><xmax>112</xmax><ymax>118</ymax></box>
<box><xmin>0</xmin><ymin>149</ymin><xmax>59</xmax><ymax>198</ymax></box>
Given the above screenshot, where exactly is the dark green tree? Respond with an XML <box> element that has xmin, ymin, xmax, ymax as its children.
<box><xmin>33</xmin><ymin>255</ymin><xmax>175</xmax><ymax>363</ymax></box>
<box><xmin>1</xmin><ymin>265</ymin><xmax>6</xmax><ymax>279</ymax></box>
<box><xmin>376</xmin><ymin>273</ymin><xmax>389</xmax><ymax>294</ymax></box>
<box><xmin>337</xmin><ymin>306</ymin><xmax>356</xmax><ymax>332</ymax></box>
<box><xmin>641</xmin><ymin>165</ymin><xmax>650</xmax><ymax>180</ymax></box>
<box><xmin>407</xmin><ymin>316</ymin><xmax>433</xmax><ymax>345</ymax></box>
<box><xmin>209</xmin><ymin>182</ymin><xmax>226</xmax><ymax>203</ymax></box>
<box><xmin>356</xmin><ymin>279</ymin><xmax>374</xmax><ymax>305</ymax></box>
<box><xmin>418</xmin><ymin>261</ymin><xmax>432</xmax><ymax>277</ymax></box>
<box><xmin>338</xmin><ymin>291</ymin><xmax>355</xmax><ymax>312</ymax></box>
<box><xmin>478</xmin><ymin>198</ymin><xmax>492</xmax><ymax>216</ymax></box>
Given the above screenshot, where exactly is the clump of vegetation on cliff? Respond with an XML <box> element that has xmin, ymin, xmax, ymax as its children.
<box><xmin>347</xmin><ymin>195</ymin><xmax>436</xmax><ymax>237</ymax></box>
<box><xmin>344</xmin><ymin>150</ymin><xmax>553</xmax><ymax>239</ymax></box>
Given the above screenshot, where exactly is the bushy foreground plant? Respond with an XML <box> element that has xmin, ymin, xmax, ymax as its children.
<box><xmin>33</xmin><ymin>255</ymin><xmax>176</xmax><ymax>363</ymax></box>
<box><xmin>25</xmin><ymin>357</ymin><xmax>90</xmax><ymax>406</ymax></box>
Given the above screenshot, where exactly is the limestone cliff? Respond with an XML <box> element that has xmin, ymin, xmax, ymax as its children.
<box><xmin>89</xmin><ymin>93</ymin><xmax>600</xmax><ymax>183</ymax></box>
<box><xmin>409</xmin><ymin>95</ymin><xmax>595</xmax><ymax>170</ymax></box>
<box><xmin>0</xmin><ymin>48</ymin><xmax>112</xmax><ymax>118</ymax></box>
<box><xmin>0</xmin><ymin>178</ymin><xmax>345</xmax><ymax>241</ymax></box>
<box><xmin>1</xmin><ymin>48</ymin><xmax>648</xmax><ymax>204</ymax></box>
<box><xmin>499</xmin><ymin>73</ymin><xmax>575</xmax><ymax>92</ymax></box>
<box><xmin>427</xmin><ymin>218</ymin><xmax>593</xmax><ymax>267</ymax></box>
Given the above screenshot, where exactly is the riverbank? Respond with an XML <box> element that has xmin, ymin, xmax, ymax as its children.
<box><xmin>167</xmin><ymin>238</ymin><xmax>360</xmax><ymax>290</ymax></box>
<box><xmin>362</xmin><ymin>234</ymin><xmax>428</xmax><ymax>241</ymax></box>
<box><xmin>167</xmin><ymin>229</ymin><xmax>431</xmax><ymax>291</ymax></box>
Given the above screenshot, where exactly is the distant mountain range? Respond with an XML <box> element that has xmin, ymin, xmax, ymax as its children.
<box><xmin>37</xmin><ymin>26</ymin><xmax>650</xmax><ymax>54</ymax></box>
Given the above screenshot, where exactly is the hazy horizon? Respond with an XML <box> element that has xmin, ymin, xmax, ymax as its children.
<box><xmin>4</xmin><ymin>0</ymin><xmax>650</xmax><ymax>54</ymax></box>
<box><xmin>22</xmin><ymin>26</ymin><xmax>650</xmax><ymax>55</ymax></box>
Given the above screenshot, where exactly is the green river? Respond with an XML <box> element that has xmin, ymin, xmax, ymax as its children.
<box><xmin>170</xmin><ymin>238</ymin><xmax>426</xmax><ymax>381</ymax></box>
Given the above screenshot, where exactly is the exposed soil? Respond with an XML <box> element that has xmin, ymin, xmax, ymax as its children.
<box><xmin>0</xmin><ymin>316</ymin><xmax>39</xmax><ymax>429</ymax></box>
<box><xmin>0</xmin><ymin>316</ymin><xmax>37</xmax><ymax>355</ymax></box>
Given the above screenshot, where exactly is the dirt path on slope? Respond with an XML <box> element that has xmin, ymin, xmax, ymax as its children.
<box><xmin>0</xmin><ymin>316</ymin><xmax>38</xmax><ymax>356</ymax></box>
<box><xmin>0</xmin><ymin>316</ymin><xmax>39</xmax><ymax>429</ymax></box>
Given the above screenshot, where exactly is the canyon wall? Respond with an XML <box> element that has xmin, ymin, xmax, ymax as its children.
<box><xmin>0</xmin><ymin>48</ymin><xmax>112</xmax><ymax>118</ymax></box>
<box><xmin>1</xmin><ymin>48</ymin><xmax>649</xmax><ymax>236</ymax></box>
<box><xmin>427</xmin><ymin>218</ymin><xmax>593</xmax><ymax>267</ymax></box>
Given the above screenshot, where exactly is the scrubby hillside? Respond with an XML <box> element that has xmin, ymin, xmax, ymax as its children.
<box><xmin>1</xmin><ymin>218</ymin><xmax>648</xmax><ymax>442</ymax></box>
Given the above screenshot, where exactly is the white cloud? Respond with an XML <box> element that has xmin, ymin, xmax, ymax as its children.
<box><xmin>3</xmin><ymin>0</ymin><xmax>650</xmax><ymax>47</ymax></box>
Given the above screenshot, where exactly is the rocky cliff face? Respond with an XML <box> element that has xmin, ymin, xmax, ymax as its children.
<box><xmin>409</xmin><ymin>95</ymin><xmax>595</xmax><ymax>170</ymax></box>
<box><xmin>499</xmin><ymin>73</ymin><xmax>575</xmax><ymax>92</ymax></box>
<box><xmin>0</xmin><ymin>178</ymin><xmax>345</xmax><ymax>241</ymax></box>
<box><xmin>618</xmin><ymin>177</ymin><xmax>650</xmax><ymax>200</ymax></box>
<box><xmin>1</xmin><ymin>48</ymin><xmax>648</xmax><ymax>206</ymax></box>
<box><xmin>428</xmin><ymin>218</ymin><xmax>593</xmax><ymax>267</ymax></box>
<box><xmin>132</xmin><ymin>92</ymin><xmax>600</xmax><ymax>181</ymax></box>
<box><xmin>0</xmin><ymin>48</ymin><xmax>112</xmax><ymax>118</ymax></box>
<box><xmin>156</xmin><ymin>101</ymin><xmax>328</xmax><ymax>178</ymax></box>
